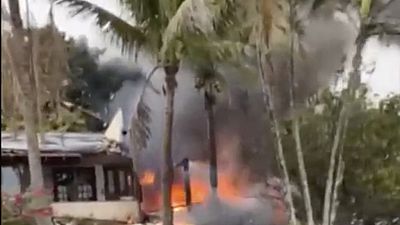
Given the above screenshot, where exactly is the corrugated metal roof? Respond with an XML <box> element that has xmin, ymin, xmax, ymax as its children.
<box><xmin>1</xmin><ymin>132</ymin><xmax>106</xmax><ymax>155</ymax></box>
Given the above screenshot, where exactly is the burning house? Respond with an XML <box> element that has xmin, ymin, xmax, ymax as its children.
<box><xmin>107</xmin><ymin>70</ymin><xmax>291</xmax><ymax>224</ymax></box>
<box><xmin>1</xmin><ymin>81</ymin><xmax>291</xmax><ymax>225</ymax></box>
<box><xmin>0</xmin><ymin>60</ymin><xmax>317</xmax><ymax>225</ymax></box>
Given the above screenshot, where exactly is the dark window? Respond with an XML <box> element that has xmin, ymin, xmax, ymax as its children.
<box><xmin>104</xmin><ymin>167</ymin><xmax>133</xmax><ymax>200</ymax></box>
<box><xmin>53</xmin><ymin>167</ymin><xmax>96</xmax><ymax>202</ymax></box>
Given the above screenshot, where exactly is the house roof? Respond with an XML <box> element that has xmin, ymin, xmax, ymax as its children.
<box><xmin>1</xmin><ymin>132</ymin><xmax>107</xmax><ymax>157</ymax></box>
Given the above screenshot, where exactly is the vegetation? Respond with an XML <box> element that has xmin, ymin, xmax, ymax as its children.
<box><xmin>2</xmin><ymin>34</ymin><xmax>144</xmax><ymax>133</ymax></box>
<box><xmin>1</xmin><ymin>0</ymin><xmax>399</xmax><ymax>225</ymax></box>
<box><xmin>282</xmin><ymin>90</ymin><xmax>400</xmax><ymax>224</ymax></box>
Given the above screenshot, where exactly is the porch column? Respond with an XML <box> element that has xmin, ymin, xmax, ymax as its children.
<box><xmin>95</xmin><ymin>165</ymin><xmax>106</xmax><ymax>201</ymax></box>
<box><xmin>182</xmin><ymin>158</ymin><xmax>192</xmax><ymax>208</ymax></box>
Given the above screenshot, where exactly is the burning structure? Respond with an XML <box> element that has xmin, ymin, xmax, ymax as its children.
<box><xmin>139</xmin><ymin>160</ymin><xmax>289</xmax><ymax>225</ymax></box>
<box><xmin>99</xmin><ymin>16</ymin><xmax>355</xmax><ymax>222</ymax></box>
<box><xmin>110</xmin><ymin>10</ymin><xmax>355</xmax><ymax>224</ymax></box>
<box><xmin>65</xmin><ymin>58</ymin><xmax>287</xmax><ymax>224</ymax></box>
<box><xmin>0</xmin><ymin>4</ymin><xmax>356</xmax><ymax>222</ymax></box>
<box><xmin>117</xmin><ymin>71</ymin><xmax>291</xmax><ymax>225</ymax></box>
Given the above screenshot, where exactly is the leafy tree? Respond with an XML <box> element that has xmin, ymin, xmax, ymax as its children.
<box><xmin>3</xmin><ymin>0</ymin><xmax>53</xmax><ymax>224</ymax></box>
<box><xmin>2</xmin><ymin>32</ymin><xmax>144</xmax><ymax>133</ymax></box>
<box><xmin>342</xmin><ymin>95</ymin><xmax>400</xmax><ymax>221</ymax></box>
<box><xmin>1</xmin><ymin>4</ymin><xmax>85</xmax><ymax>135</ymax></box>
<box><xmin>56</xmin><ymin>0</ymin><xmax>240</xmax><ymax>223</ymax></box>
<box><xmin>282</xmin><ymin>90</ymin><xmax>400</xmax><ymax>224</ymax></box>
<box><xmin>53</xmin><ymin>0</ymin><xmax>188</xmax><ymax>220</ymax></box>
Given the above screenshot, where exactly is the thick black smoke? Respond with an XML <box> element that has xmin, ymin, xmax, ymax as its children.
<box><xmin>104</xmin><ymin>11</ymin><xmax>358</xmax><ymax>183</ymax></box>
<box><xmin>93</xmin><ymin>7</ymin><xmax>359</xmax><ymax>225</ymax></box>
<box><xmin>76</xmin><ymin>7</ymin><xmax>359</xmax><ymax>194</ymax></box>
<box><xmin>66</xmin><ymin>37</ymin><xmax>145</xmax><ymax>131</ymax></box>
<box><xmin>125</xmin><ymin>65</ymin><xmax>275</xmax><ymax>182</ymax></box>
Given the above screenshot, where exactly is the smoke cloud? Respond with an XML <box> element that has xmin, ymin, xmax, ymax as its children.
<box><xmin>101</xmin><ymin>11</ymin><xmax>358</xmax><ymax>183</ymax></box>
<box><xmin>268</xmin><ymin>12</ymin><xmax>358</xmax><ymax>119</ymax></box>
<box><xmin>98</xmin><ymin>8</ymin><xmax>358</xmax><ymax>225</ymax></box>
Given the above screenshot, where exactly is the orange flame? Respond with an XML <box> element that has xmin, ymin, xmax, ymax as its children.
<box><xmin>140</xmin><ymin>170</ymin><xmax>155</xmax><ymax>185</ymax></box>
<box><xmin>171</xmin><ymin>172</ymin><xmax>242</xmax><ymax>208</ymax></box>
<box><xmin>140</xmin><ymin>165</ymin><xmax>245</xmax><ymax>212</ymax></box>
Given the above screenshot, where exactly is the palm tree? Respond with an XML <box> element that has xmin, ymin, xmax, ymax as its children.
<box><xmin>4</xmin><ymin>0</ymin><xmax>52</xmax><ymax>224</ymax></box>
<box><xmin>287</xmin><ymin>0</ymin><xmax>315</xmax><ymax>224</ymax></box>
<box><xmin>162</xmin><ymin>1</ymin><xmax>399</xmax><ymax>225</ymax></box>
<box><xmin>255</xmin><ymin>0</ymin><xmax>307</xmax><ymax>223</ymax></box>
<box><xmin>57</xmin><ymin>1</ymin><xmax>241</xmax><ymax>223</ymax></box>
<box><xmin>164</xmin><ymin>3</ymin><xmax>303</xmax><ymax>223</ymax></box>
<box><xmin>322</xmin><ymin>0</ymin><xmax>399</xmax><ymax>224</ymax></box>
<box><xmin>55</xmin><ymin>0</ymin><xmax>184</xmax><ymax>223</ymax></box>
<box><xmin>193</xmin><ymin>63</ymin><xmax>223</xmax><ymax>193</ymax></box>
<box><xmin>163</xmin><ymin>0</ymin><xmax>253</xmax><ymax>195</ymax></box>
<box><xmin>255</xmin><ymin>0</ymin><xmax>349</xmax><ymax>224</ymax></box>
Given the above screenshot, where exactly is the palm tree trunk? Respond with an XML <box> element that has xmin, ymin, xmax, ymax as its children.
<box><xmin>25</xmin><ymin>0</ymin><xmax>45</xmax><ymax>143</ymax></box>
<box><xmin>21</xmin><ymin>97</ymin><xmax>44</xmax><ymax>189</ymax></box>
<box><xmin>7</xmin><ymin>1</ymin><xmax>51</xmax><ymax>224</ymax></box>
<box><xmin>161</xmin><ymin>65</ymin><xmax>178</xmax><ymax>225</ymax></box>
<box><xmin>322</xmin><ymin>106</ymin><xmax>347</xmax><ymax>225</ymax></box>
<box><xmin>257</xmin><ymin>47</ymin><xmax>297</xmax><ymax>225</ymax></box>
<box><xmin>288</xmin><ymin>0</ymin><xmax>314</xmax><ymax>222</ymax></box>
<box><xmin>322</xmin><ymin>28</ymin><xmax>367</xmax><ymax>225</ymax></box>
<box><xmin>32</xmin><ymin>37</ymin><xmax>45</xmax><ymax>143</ymax></box>
<box><xmin>20</xmin><ymin>83</ymin><xmax>52</xmax><ymax>225</ymax></box>
<box><xmin>329</xmin><ymin>111</ymin><xmax>348</xmax><ymax>225</ymax></box>
<box><xmin>205</xmin><ymin>86</ymin><xmax>218</xmax><ymax>193</ymax></box>
<box><xmin>293</xmin><ymin>120</ymin><xmax>315</xmax><ymax>225</ymax></box>
<box><xmin>329</xmin><ymin>152</ymin><xmax>345</xmax><ymax>225</ymax></box>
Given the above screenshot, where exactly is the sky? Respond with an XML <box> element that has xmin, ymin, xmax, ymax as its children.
<box><xmin>3</xmin><ymin>0</ymin><xmax>400</xmax><ymax>100</ymax></box>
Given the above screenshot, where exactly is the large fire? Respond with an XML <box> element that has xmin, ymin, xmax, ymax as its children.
<box><xmin>138</xmin><ymin>162</ymin><xmax>288</xmax><ymax>225</ymax></box>
<box><xmin>170</xmin><ymin>173</ymin><xmax>242</xmax><ymax>206</ymax></box>
<box><xmin>139</xmin><ymin>164</ymin><xmax>244</xmax><ymax>212</ymax></box>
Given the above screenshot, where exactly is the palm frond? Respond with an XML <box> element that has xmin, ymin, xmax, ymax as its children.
<box><xmin>122</xmin><ymin>0</ymin><xmax>165</xmax><ymax>26</ymax></box>
<box><xmin>129</xmin><ymin>67</ymin><xmax>160</xmax><ymax>152</ymax></box>
<box><xmin>194</xmin><ymin>63</ymin><xmax>227</xmax><ymax>92</ymax></box>
<box><xmin>131</xmin><ymin>101</ymin><xmax>151</xmax><ymax>152</ymax></box>
<box><xmin>184</xmin><ymin>34</ymin><xmax>247</xmax><ymax>64</ymax></box>
<box><xmin>160</xmin><ymin>0</ymin><xmax>239</xmax><ymax>63</ymax></box>
<box><xmin>55</xmin><ymin>0</ymin><xmax>146</xmax><ymax>54</ymax></box>
<box><xmin>160</xmin><ymin>0</ymin><xmax>211</xmax><ymax>63</ymax></box>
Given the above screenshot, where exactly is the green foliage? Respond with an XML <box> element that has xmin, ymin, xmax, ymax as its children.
<box><xmin>282</xmin><ymin>91</ymin><xmax>400</xmax><ymax>219</ymax></box>
<box><xmin>160</xmin><ymin>0</ymin><xmax>240</xmax><ymax>63</ymax></box>
<box><xmin>50</xmin><ymin>0</ymin><xmax>399</xmax><ymax>222</ymax></box>
<box><xmin>56</xmin><ymin>0</ymin><xmax>187</xmax><ymax>59</ymax></box>
<box><xmin>344</xmin><ymin>95</ymin><xmax>400</xmax><ymax>203</ymax></box>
